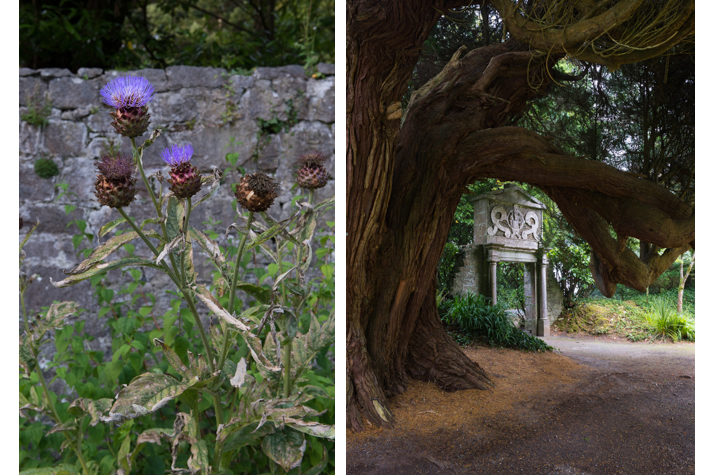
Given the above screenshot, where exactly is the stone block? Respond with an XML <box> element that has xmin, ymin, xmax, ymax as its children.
<box><xmin>166</xmin><ymin>65</ymin><xmax>228</xmax><ymax>90</ymax></box>
<box><xmin>317</xmin><ymin>63</ymin><xmax>335</xmax><ymax>76</ymax></box>
<box><xmin>77</xmin><ymin>68</ymin><xmax>103</xmax><ymax>79</ymax></box>
<box><xmin>20</xmin><ymin>76</ymin><xmax>48</xmax><ymax>107</ymax></box>
<box><xmin>42</xmin><ymin>121</ymin><xmax>87</xmax><ymax>157</ymax></box>
<box><xmin>20</xmin><ymin>68</ymin><xmax>39</xmax><ymax>77</ymax></box>
<box><xmin>237</xmin><ymin>82</ymin><xmax>282</xmax><ymax>120</ymax></box>
<box><xmin>168</xmin><ymin>123</ymin><xmax>259</xmax><ymax>169</ymax></box>
<box><xmin>40</xmin><ymin>69</ymin><xmax>73</xmax><ymax>79</ymax></box>
<box><xmin>104</xmin><ymin>69</ymin><xmax>168</xmax><ymax>92</ymax></box>
<box><xmin>20</xmin><ymin>200</ymin><xmax>87</xmax><ymax>234</ymax></box>
<box><xmin>86</xmin><ymin>107</ymin><xmax>115</xmax><ymax>134</ymax></box>
<box><xmin>20</xmin><ymin>121</ymin><xmax>41</xmax><ymax>156</ymax></box>
<box><xmin>20</xmin><ymin>162</ymin><xmax>60</xmax><ymax>202</ymax></box>
<box><xmin>256</xmin><ymin>134</ymin><xmax>283</xmax><ymax>173</ymax></box>
<box><xmin>49</xmin><ymin>77</ymin><xmax>102</xmax><ymax>110</ymax></box>
<box><xmin>253</xmin><ymin>65</ymin><xmax>305</xmax><ymax>80</ymax></box>
<box><xmin>306</xmin><ymin>77</ymin><xmax>335</xmax><ymax>123</ymax></box>
<box><xmin>60</xmin><ymin>156</ymin><xmax>103</xmax><ymax>201</ymax></box>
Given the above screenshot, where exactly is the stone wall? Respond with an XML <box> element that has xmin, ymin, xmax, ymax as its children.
<box><xmin>19</xmin><ymin>64</ymin><xmax>335</xmax><ymax>343</ymax></box>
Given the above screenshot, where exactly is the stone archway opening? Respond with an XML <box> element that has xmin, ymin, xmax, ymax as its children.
<box><xmin>451</xmin><ymin>183</ymin><xmax>553</xmax><ymax>336</ymax></box>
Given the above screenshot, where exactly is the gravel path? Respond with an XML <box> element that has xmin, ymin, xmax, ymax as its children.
<box><xmin>347</xmin><ymin>335</ymin><xmax>695</xmax><ymax>474</ymax></box>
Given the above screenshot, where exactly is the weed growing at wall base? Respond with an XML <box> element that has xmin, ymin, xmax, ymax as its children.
<box><xmin>20</xmin><ymin>76</ymin><xmax>336</xmax><ymax>474</ymax></box>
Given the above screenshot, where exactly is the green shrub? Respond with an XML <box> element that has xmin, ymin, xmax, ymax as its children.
<box><xmin>34</xmin><ymin>158</ymin><xmax>59</xmax><ymax>179</ymax></box>
<box><xmin>645</xmin><ymin>298</ymin><xmax>695</xmax><ymax>342</ymax></box>
<box><xmin>441</xmin><ymin>292</ymin><xmax>551</xmax><ymax>351</ymax></box>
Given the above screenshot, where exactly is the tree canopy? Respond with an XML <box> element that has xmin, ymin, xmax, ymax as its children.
<box><xmin>20</xmin><ymin>0</ymin><xmax>335</xmax><ymax>72</ymax></box>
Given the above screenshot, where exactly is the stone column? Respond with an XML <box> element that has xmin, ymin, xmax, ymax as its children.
<box><xmin>537</xmin><ymin>251</ymin><xmax>550</xmax><ymax>337</ymax></box>
<box><xmin>488</xmin><ymin>247</ymin><xmax>499</xmax><ymax>305</ymax></box>
<box><xmin>523</xmin><ymin>262</ymin><xmax>537</xmax><ymax>334</ymax></box>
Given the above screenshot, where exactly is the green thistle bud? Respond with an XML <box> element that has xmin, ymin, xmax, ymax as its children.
<box><xmin>235</xmin><ymin>172</ymin><xmax>279</xmax><ymax>212</ymax></box>
<box><xmin>94</xmin><ymin>154</ymin><xmax>137</xmax><ymax>208</ymax></box>
<box><xmin>296</xmin><ymin>151</ymin><xmax>329</xmax><ymax>189</ymax></box>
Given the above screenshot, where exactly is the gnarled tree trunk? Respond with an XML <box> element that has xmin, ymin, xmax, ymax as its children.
<box><xmin>346</xmin><ymin>0</ymin><xmax>695</xmax><ymax>431</ymax></box>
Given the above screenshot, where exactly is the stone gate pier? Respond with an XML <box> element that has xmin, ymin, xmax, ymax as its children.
<box><xmin>451</xmin><ymin>184</ymin><xmax>563</xmax><ymax>336</ymax></box>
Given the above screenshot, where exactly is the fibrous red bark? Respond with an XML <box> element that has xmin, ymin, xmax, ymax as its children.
<box><xmin>347</xmin><ymin>0</ymin><xmax>694</xmax><ymax>431</ymax></box>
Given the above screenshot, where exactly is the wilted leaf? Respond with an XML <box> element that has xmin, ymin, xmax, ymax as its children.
<box><xmin>292</xmin><ymin>312</ymin><xmax>335</xmax><ymax>376</ymax></box>
<box><xmin>283</xmin><ymin>417</ymin><xmax>335</xmax><ymax>439</ymax></box>
<box><xmin>187</xmin><ymin>439</ymin><xmax>210</xmax><ymax>474</ymax></box>
<box><xmin>191</xmin><ymin>168</ymin><xmax>222</xmax><ymax>209</ymax></box>
<box><xmin>261</xmin><ymin>427</ymin><xmax>306</xmax><ymax>472</ymax></box>
<box><xmin>191</xmin><ymin>284</ymin><xmax>250</xmax><ymax>331</ymax></box>
<box><xmin>51</xmin><ymin>258</ymin><xmax>162</xmax><ymax>288</ymax></box>
<box><xmin>65</xmin><ymin>232</ymin><xmax>141</xmax><ymax>275</ymax></box>
<box><xmin>155</xmin><ymin>235</ymin><xmax>182</xmax><ymax>265</ymax></box>
<box><xmin>136</xmin><ymin>427</ymin><xmax>175</xmax><ymax>446</ymax></box>
<box><xmin>229</xmin><ymin>358</ymin><xmax>247</xmax><ymax>388</ymax></box>
<box><xmin>101</xmin><ymin>373</ymin><xmax>198</xmax><ymax>423</ymax></box>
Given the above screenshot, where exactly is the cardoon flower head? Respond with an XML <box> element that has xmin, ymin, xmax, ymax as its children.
<box><xmin>235</xmin><ymin>172</ymin><xmax>279</xmax><ymax>212</ymax></box>
<box><xmin>295</xmin><ymin>151</ymin><xmax>329</xmax><ymax>189</ymax></box>
<box><xmin>161</xmin><ymin>144</ymin><xmax>202</xmax><ymax>200</ymax></box>
<box><xmin>94</xmin><ymin>154</ymin><xmax>137</xmax><ymax>208</ymax></box>
<box><xmin>100</xmin><ymin>76</ymin><xmax>155</xmax><ymax>138</ymax></box>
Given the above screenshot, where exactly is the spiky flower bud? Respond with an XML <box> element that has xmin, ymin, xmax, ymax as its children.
<box><xmin>100</xmin><ymin>76</ymin><xmax>155</xmax><ymax>138</ymax></box>
<box><xmin>94</xmin><ymin>154</ymin><xmax>137</xmax><ymax>208</ymax></box>
<box><xmin>295</xmin><ymin>151</ymin><xmax>329</xmax><ymax>189</ymax></box>
<box><xmin>161</xmin><ymin>144</ymin><xmax>202</xmax><ymax>200</ymax></box>
<box><xmin>235</xmin><ymin>172</ymin><xmax>279</xmax><ymax>212</ymax></box>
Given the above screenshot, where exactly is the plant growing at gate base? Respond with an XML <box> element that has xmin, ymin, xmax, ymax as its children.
<box><xmin>20</xmin><ymin>75</ymin><xmax>335</xmax><ymax>474</ymax></box>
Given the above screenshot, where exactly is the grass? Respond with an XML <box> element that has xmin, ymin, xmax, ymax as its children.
<box><xmin>554</xmin><ymin>289</ymin><xmax>695</xmax><ymax>342</ymax></box>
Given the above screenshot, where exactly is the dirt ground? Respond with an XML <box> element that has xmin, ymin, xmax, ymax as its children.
<box><xmin>346</xmin><ymin>332</ymin><xmax>695</xmax><ymax>474</ymax></box>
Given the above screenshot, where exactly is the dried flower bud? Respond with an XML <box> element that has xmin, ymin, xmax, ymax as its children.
<box><xmin>161</xmin><ymin>144</ymin><xmax>202</xmax><ymax>200</ymax></box>
<box><xmin>100</xmin><ymin>76</ymin><xmax>155</xmax><ymax>138</ymax></box>
<box><xmin>94</xmin><ymin>154</ymin><xmax>137</xmax><ymax>208</ymax></box>
<box><xmin>296</xmin><ymin>151</ymin><xmax>329</xmax><ymax>189</ymax></box>
<box><xmin>235</xmin><ymin>172</ymin><xmax>279</xmax><ymax>212</ymax></box>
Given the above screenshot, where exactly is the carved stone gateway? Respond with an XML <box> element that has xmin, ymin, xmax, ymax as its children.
<box><xmin>453</xmin><ymin>184</ymin><xmax>553</xmax><ymax>336</ymax></box>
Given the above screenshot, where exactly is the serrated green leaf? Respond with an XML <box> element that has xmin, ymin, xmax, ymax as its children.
<box><xmin>216</xmin><ymin>420</ymin><xmax>274</xmax><ymax>454</ymax></box>
<box><xmin>166</xmin><ymin>197</ymin><xmax>184</xmax><ymax>242</ymax></box>
<box><xmin>102</xmin><ymin>373</ymin><xmax>198</xmax><ymax>423</ymax></box>
<box><xmin>98</xmin><ymin>217</ymin><xmax>127</xmax><ymax>238</ymax></box>
<box><xmin>51</xmin><ymin>258</ymin><xmax>163</xmax><ymax>288</ymax></box>
<box><xmin>261</xmin><ymin>427</ymin><xmax>306</xmax><ymax>472</ymax></box>
<box><xmin>19</xmin><ymin>464</ymin><xmax>80</xmax><ymax>475</ymax></box>
<box><xmin>234</xmin><ymin>282</ymin><xmax>273</xmax><ymax>304</ymax></box>
<box><xmin>302</xmin><ymin>442</ymin><xmax>329</xmax><ymax>475</ymax></box>
<box><xmin>65</xmin><ymin>232</ymin><xmax>141</xmax><ymax>275</ymax></box>
<box><xmin>292</xmin><ymin>312</ymin><xmax>335</xmax><ymax>376</ymax></box>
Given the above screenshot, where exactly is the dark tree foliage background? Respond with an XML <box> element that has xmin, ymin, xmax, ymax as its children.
<box><xmin>20</xmin><ymin>0</ymin><xmax>335</xmax><ymax>72</ymax></box>
<box><xmin>429</xmin><ymin>6</ymin><xmax>694</xmax><ymax>305</ymax></box>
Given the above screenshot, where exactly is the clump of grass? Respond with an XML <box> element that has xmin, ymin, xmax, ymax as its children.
<box><xmin>34</xmin><ymin>157</ymin><xmax>59</xmax><ymax>179</ymax></box>
<box><xmin>645</xmin><ymin>298</ymin><xmax>695</xmax><ymax>342</ymax></box>
<box><xmin>440</xmin><ymin>292</ymin><xmax>551</xmax><ymax>351</ymax></box>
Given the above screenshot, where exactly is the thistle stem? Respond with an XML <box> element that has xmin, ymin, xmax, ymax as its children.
<box><xmin>218</xmin><ymin>211</ymin><xmax>254</xmax><ymax>372</ymax></box>
<box><xmin>117</xmin><ymin>208</ymin><xmax>214</xmax><ymax>372</ymax></box>
<box><xmin>36</xmin><ymin>362</ymin><xmax>90</xmax><ymax>475</ymax></box>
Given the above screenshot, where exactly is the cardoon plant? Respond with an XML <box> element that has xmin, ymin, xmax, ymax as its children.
<box><xmin>100</xmin><ymin>76</ymin><xmax>155</xmax><ymax>138</ymax></box>
<box><xmin>20</xmin><ymin>76</ymin><xmax>336</xmax><ymax>475</ymax></box>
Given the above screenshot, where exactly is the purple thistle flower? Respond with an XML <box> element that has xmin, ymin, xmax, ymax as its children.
<box><xmin>100</xmin><ymin>76</ymin><xmax>155</xmax><ymax>109</ymax></box>
<box><xmin>161</xmin><ymin>144</ymin><xmax>194</xmax><ymax>167</ymax></box>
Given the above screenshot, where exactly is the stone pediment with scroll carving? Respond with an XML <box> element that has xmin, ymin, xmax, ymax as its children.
<box><xmin>472</xmin><ymin>184</ymin><xmax>546</xmax><ymax>251</ymax></box>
